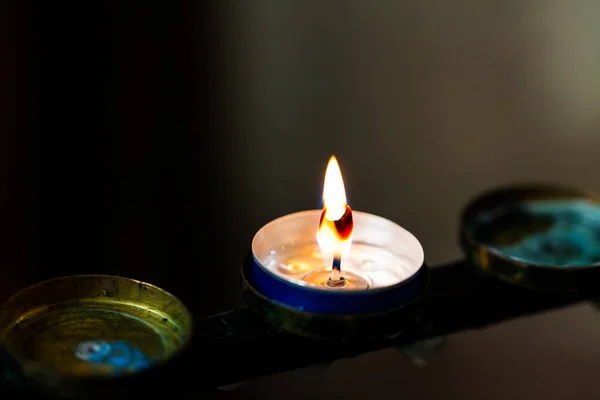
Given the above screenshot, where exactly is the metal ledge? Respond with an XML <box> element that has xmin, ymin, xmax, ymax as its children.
<box><xmin>187</xmin><ymin>259</ymin><xmax>589</xmax><ymax>388</ymax></box>
<box><xmin>0</xmin><ymin>259</ymin><xmax>592</xmax><ymax>398</ymax></box>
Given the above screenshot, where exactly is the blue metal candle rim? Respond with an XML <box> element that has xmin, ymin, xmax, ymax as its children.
<box><xmin>247</xmin><ymin>253</ymin><xmax>429</xmax><ymax>315</ymax></box>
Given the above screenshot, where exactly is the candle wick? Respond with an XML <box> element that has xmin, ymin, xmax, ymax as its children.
<box><xmin>327</xmin><ymin>251</ymin><xmax>345</xmax><ymax>287</ymax></box>
<box><xmin>331</xmin><ymin>253</ymin><xmax>341</xmax><ymax>276</ymax></box>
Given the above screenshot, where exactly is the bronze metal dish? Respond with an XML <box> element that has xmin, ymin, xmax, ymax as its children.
<box><xmin>0</xmin><ymin>275</ymin><xmax>192</xmax><ymax>398</ymax></box>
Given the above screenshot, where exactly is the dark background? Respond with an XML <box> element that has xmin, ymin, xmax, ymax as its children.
<box><xmin>1</xmin><ymin>2</ymin><xmax>600</xmax><ymax>399</ymax></box>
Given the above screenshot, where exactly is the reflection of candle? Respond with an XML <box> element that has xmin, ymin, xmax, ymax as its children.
<box><xmin>252</xmin><ymin>155</ymin><xmax>424</xmax><ymax>294</ymax></box>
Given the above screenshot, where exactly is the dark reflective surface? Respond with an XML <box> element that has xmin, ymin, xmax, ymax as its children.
<box><xmin>1</xmin><ymin>1</ymin><xmax>600</xmax><ymax>399</ymax></box>
<box><xmin>216</xmin><ymin>302</ymin><xmax>600</xmax><ymax>400</ymax></box>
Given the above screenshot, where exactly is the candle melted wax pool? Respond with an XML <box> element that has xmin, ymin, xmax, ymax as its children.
<box><xmin>470</xmin><ymin>200</ymin><xmax>600</xmax><ymax>267</ymax></box>
<box><xmin>264</xmin><ymin>241</ymin><xmax>419</xmax><ymax>289</ymax></box>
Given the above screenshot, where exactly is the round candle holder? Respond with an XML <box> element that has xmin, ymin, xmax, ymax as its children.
<box><xmin>242</xmin><ymin>210</ymin><xmax>429</xmax><ymax>340</ymax></box>
<box><xmin>460</xmin><ymin>183</ymin><xmax>600</xmax><ymax>293</ymax></box>
<box><xmin>0</xmin><ymin>275</ymin><xmax>193</xmax><ymax>398</ymax></box>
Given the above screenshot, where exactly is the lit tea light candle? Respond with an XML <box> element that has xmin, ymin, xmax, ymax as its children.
<box><xmin>246</xmin><ymin>156</ymin><xmax>427</xmax><ymax>316</ymax></box>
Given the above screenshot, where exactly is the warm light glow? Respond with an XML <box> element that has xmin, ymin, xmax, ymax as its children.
<box><xmin>317</xmin><ymin>156</ymin><xmax>354</xmax><ymax>270</ymax></box>
<box><xmin>322</xmin><ymin>156</ymin><xmax>347</xmax><ymax>220</ymax></box>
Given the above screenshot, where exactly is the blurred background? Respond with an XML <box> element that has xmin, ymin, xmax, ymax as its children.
<box><xmin>1</xmin><ymin>1</ymin><xmax>600</xmax><ymax>399</ymax></box>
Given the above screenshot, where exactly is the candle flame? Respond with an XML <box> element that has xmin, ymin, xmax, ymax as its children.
<box><xmin>322</xmin><ymin>156</ymin><xmax>348</xmax><ymax>221</ymax></box>
<box><xmin>317</xmin><ymin>156</ymin><xmax>353</xmax><ymax>268</ymax></box>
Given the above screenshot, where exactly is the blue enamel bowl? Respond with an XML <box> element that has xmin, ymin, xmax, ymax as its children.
<box><xmin>247</xmin><ymin>252</ymin><xmax>428</xmax><ymax>315</ymax></box>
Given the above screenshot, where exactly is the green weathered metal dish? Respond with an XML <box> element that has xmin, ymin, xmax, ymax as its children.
<box><xmin>460</xmin><ymin>184</ymin><xmax>600</xmax><ymax>293</ymax></box>
<box><xmin>0</xmin><ymin>275</ymin><xmax>192</xmax><ymax>398</ymax></box>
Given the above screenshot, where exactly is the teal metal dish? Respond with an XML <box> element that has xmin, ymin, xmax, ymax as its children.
<box><xmin>460</xmin><ymin>184</ymin><xmax>600</xmax><ymax>292</ymax></box>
